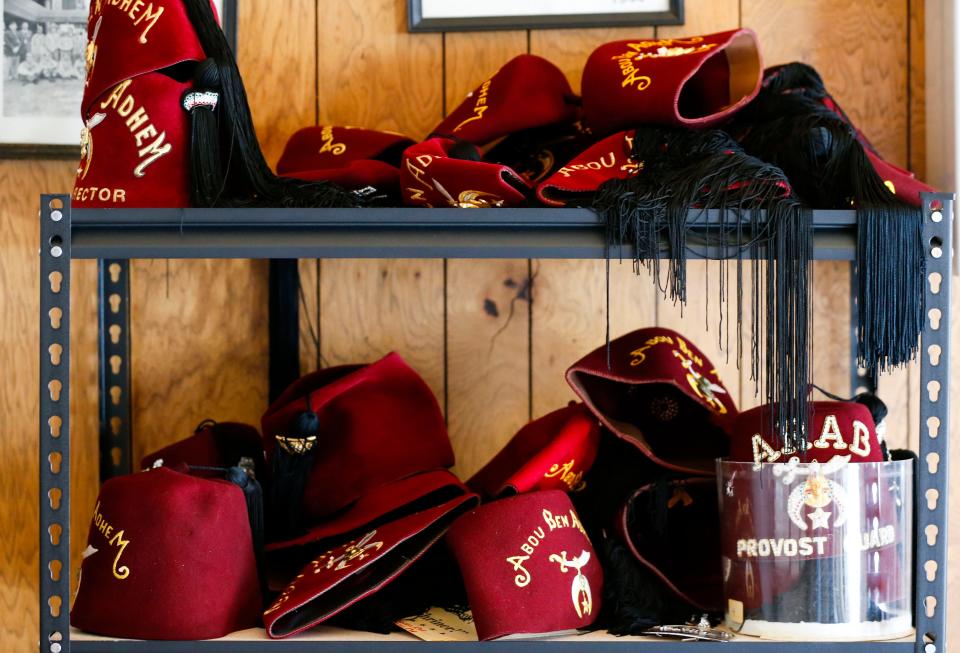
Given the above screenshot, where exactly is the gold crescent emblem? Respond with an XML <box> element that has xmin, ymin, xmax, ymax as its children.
<box><xmin>78</xmin><ymin>112</ymin><xmax>107</xmax><ymax>181</ymax></box>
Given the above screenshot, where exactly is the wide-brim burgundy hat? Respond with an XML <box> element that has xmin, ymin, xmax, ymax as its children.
<box><xmin>581</xmin><ymin>29</ymin><xmax>762</xmax><ymax>135</ymax></box>
<box><xmin>71</xmin><ymin>466</ymin><xmax>262</xmax><ymax>640</ymax></box>
<box><xmin>566</xmin><ymin>327</ymin><xmax>736</xmax><ymax>475</ymax></box>
<box><xmin>446</xmin><ymin>490</ymin><xmax>603</xmax><ymax>640</ymax></box>
<box><xmin>468</xmin><ymin>403</ymin><xmax>600</xmax><ymax>499</ymax></box>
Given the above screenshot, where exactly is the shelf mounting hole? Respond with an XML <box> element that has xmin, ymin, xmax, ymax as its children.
<box><xmin>926</xmin><ymin>488</ymin><xmax>939</xmax><ymax>511</ymax></box>
<box><xmin>109</xmin><ymin>262</ymin><xmax>121</xmax><ymax>283</ymax></box>
<box><xmin>109</xmin><ymin>355</ymin><xmax>122</xmax><ymax>375</ymax></box>
<box><xmin>110</xmin><ymin>385</ymin><xmax>122</xmax><ymax>406</ymax></box>
<box><xmin>110</xmin><ymin>416</ymin><xmax>122</xmax><ymax>436</ymax></box>
<box><xmin>48</xmin><ymin>308</ymin><xmax>62</xmax><ymax>330</ymax></box>
<box><xmin>48</xmin><ymin>415</ymin><xmax>62</xmax><ymax>439</ymax></box>
<box><xmin>927</xmin><ymin>416</ymin><xmax>940</xmax><ymax>438</ymax></box>
<box><xmin>108</xmin><ymin>293</ymin><xmax>121</xmax><ymax>314</ymax></box>
<box><xmin>927</xmin><ymin>380</ymin><xmax>941</xmax><ymax>402</ymax></box>
<box><xmin>47</xmin><ymin>380</ymin><xmax>61</xmax><ymax>402</ymax></box>
<box><xmin>48</xmin><ymin>559</ymin><xmax>61</xmax><ymax>582</ymax></box>
<box><xmin>928</xmin><ymin>272</ymin><xmax>942</xmax><ymax>295</ymax></box>
<box><xmin>48</xmin><ymin>452</ymin><xmax>61</xmax><ymax>475</ymax></box>
<box><xmin>47</xmin><ymin>524</ymin><xmax>61</xmax><ymax>546</ymax></box>
<box><xmin>48</xmin><ymin>198</ymin><xmax>63</xmax><ymax>211</ymax></box>
<box><xmin>111</xmin><ymin>447</ymin><xmax>123</xmax><ymax>467</ymax></box>
<box><xmin>925</xmin><ymin>524</ymin><xmax>939</xmax><ymax>546</ymax></box>
<box><xmin>48</xmin><ymin>343</ymin><xmax>62</xmax><ymax>366</ymax></box>
<box><xmin>929</xmin><ymin>308</ymin><xmax>942</xmax><ymax>330</ymax></box>
<box><xmin>109</xmin><ymin>324</ymin><xmax>121</xmax><ymax>345</ymax></box>
<box><xmin>924</xmin><ymin>560</ymin><xmax>938</xmax><ymax>582</ymax></box>
<box><xmin>47</xmin><ymin>488</ymin><xmax>61</xmax><ymax>510</ymax></box>
<box><xmin>926</xmin><ymin>452</ymin><xmax>940</xmax><ymax>474</ymax></box>
<box><xmin>47</xmin><ymin>596</ymin><xmax>61</xmax><ymax>618</ymax></box>
<box><xmin>924</xmin><ymin>596</ymin><xmax>937</xmax><ymax>618</ymax></box>
<box><xmin>48</xmin><ymin>271</ymin><xmax>62</xmax><ymax>294</ymax></box>
<box><xmin>928</xmin><ymin>344</ymin><xmax>942</xmax><ymax>366</ymax></box>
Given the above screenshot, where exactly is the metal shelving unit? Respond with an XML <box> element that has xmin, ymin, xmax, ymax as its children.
<box><xmin>38</xmin><ymin>194</ymin><xmax>953</xmax><ymax>653</ymax></box>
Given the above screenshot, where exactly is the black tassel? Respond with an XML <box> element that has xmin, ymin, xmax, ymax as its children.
<box><xmin>268</xmin><ymin>397</ymin><xmax>320</xmax><ymax>540</ymax></box>
<box><xmin>593</xmin><ymin>127</ymin><xmax>811</xmax><ymax>452</ymax></box>
<box><xmin>730</xmin><ymin>62</ymin><xmax>924</xmax><ymax>373</ymax></box>
<box><xmin>225</xmin><ymin>465</ymin><xmax>267</xmax><ymax>598</ymax></box>
<box><xmin>181</xmin><ymin>0</ymin><xmax>358</xmax><ymax>208</ymax></box>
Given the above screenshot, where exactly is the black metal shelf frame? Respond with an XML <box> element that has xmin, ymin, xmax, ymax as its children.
<box><xmin>38</xmin><ymin>194</ymin><xmax>953</xmax><ymax>653</ymax></box>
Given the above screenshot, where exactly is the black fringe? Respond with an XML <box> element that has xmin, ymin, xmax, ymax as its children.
<box><xmin>730</xmin><ymin>62</ymin><xmax>924</xmax><ymax>372</ymax></box>
<box><xmin>181</xmin><ymin>0</ymin><xmax>357</xmax><ymax>208</ymax></box>
<box><xmin>593</xmin><ymin>127</ymin><xmax>811</xmax><ymax>452</ymax></box>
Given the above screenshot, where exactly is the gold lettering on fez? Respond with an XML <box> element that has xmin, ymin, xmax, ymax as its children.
<box><xmin>318</xmin><ymin>126</ymin><xmax>346</xmax><ymax>156</ymax></box>
<box><xmin>453</xmin><ymin>79</ymin><xmax>491</xmax><ymax>132</ymax></box>
<box><xmin>91</xmin><ymin>501</ymin><xmax>131</xmax><ymax>580</ymax></box>
<box><xmin>549</xmin><ymin>551</ymin><xmax>592</xmax><ymax>618</ymax></box>
<box><xmin>611</xmin><ymin>38</ymin><xmax>719</xmax><ymax>92</ymax></box>
<box><xmin>505</xmin><ymin>508</ymin><xmax>588</xmax><ymax>588</ymax></box>
<box><xmin>99</xmin><ymin>80</ymin><xmax>172</xmax><ymax>177</ymax></box>
<box><xmin>78</xmin><ymin>112</ymin><xmax>107</xmax><ymax>180</ymax></box>
<box><xmin>102</xmin><ymin>0</ymin><xmax>165</xmax><ymax>43</ymax></box>
<box><xmin>544</xmin><ymin>459</ymin><xmax>586</xmax><ymax>492</ymax></box>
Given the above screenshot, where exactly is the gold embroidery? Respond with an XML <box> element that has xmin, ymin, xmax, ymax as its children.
<box><xmin>611</xmin><ymin>38</ymin><xmax>719</xmax><ymax>91</ymax></box>
<box><xmin>99</xmin><ymin>80</ymin><xmax>172</xmax><ymax>178</ymax></box>
<box><xmin>628</xmin><ymin>334</ymin><xmax>674</xmax><ymax>366</ymax></box>
<box><xmin>94</xmin><ymin>0</ymin><xmax>165</xmax><ymax>44</ymax></box>
<box><xmin>91</xmin><ymin>501</ymin><xmax>131</xmax><ymax>580</ymax></box>
<box><xmin>78</xmin><ymin>112</ymin><xmax>106</xmax><ymax>180</ymax></box>
<box><xmin>544</xmin><ymin>459</ymin><xmax>587</xmax><ymax>492</ymax></box>
<box><xmin>549</xmin><ymin>551</ymin><xmax>593</xmax><ymax>618</ymax></box>
<box><xmin>453</xmin><ymin>79</ymin><xmax>492</xmax><ymax>132</ymax></box>
<box><xmin>884</xmin><ymin>179</ymin><xmax>896</xmax><ymax>194</ymax></box>
<box><xmin>318</xmin><ymin>126</ymin><xmax>347</xmax><ymax>156</ymax></box>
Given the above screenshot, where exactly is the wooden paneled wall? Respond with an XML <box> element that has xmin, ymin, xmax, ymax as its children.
<box><xmin>0</xmin><ymin>1</ymin><xmax>951</xmax><ymax>651</ymax></box>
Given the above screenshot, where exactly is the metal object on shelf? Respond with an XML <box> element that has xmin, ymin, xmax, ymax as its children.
<box><xmin>40</xmin><ymin>196</ymin><xmax>953</xmax><ymax>653</ymax></box>
<box><xmin>97</xmin><ymin>260</ymin><xmax>131</xmax><ymax>481</ymax></box>
<box><xmin>39</xmin><ymin>195</ymin><xmax>72</xmax><ymax>653</ymax></box>
<box><xmin>643</xmin><ymin>615</ymin><xmax>733</xmax><ymax>642</ymax></box>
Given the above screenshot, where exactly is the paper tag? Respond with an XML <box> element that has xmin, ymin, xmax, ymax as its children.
<box><xmin>396</xmin><ymin>606</ymin><xmax>478</xmax><ymax>642</ymax></box>
<box><xmin>727</xmin><ymin>598</ymin><xmax>744</xmax><ymax>627</ymax></box>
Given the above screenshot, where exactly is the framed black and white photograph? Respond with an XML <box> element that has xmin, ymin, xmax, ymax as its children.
<box><xmin>0</xmin><ymin>0</ymin><xmax>236</xmax><ymax>158</ymax></box>
<box><xmin>408</xmin><ymin>0</ymin><xmax>683</xmax><ymax>32</ymax></box>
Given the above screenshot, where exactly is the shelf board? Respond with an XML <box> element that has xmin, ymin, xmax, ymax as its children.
<box><xmin>68</xmin><ymin>207</ymin><xmax>858</xmax><ymax>260</ymax></box>
<box><xmin>70</xmin><ymin>627</ymin><xmax>916</xmax><ymax>652</ymax></box>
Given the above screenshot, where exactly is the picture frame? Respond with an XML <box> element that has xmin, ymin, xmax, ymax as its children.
<box><xmin>0</xmin><ymin>0</ymin><xmax>237</xmax><ymax>159</ymax></box>
<box><xmin>408</xmin><ymin>0</ymin><xmax>683</xmax><ymax>32</ymax></box>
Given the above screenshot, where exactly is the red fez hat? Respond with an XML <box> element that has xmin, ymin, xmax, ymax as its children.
<box><xmin>71</xmin><ymin>466</ymin><xmax>262</xmax><ymax>640</ymax></box>
<box><xmin>617</xmin><ymin>477</ymin><xmax>723</xmax><ymax>611</ymax></box>
<box><xmin>537</xmin><ymin>130</ymin><xmax>640</xmax><ymax>207</ymax></box>
<box><xmin>718</xmin><ymin>458</ymin><xmax>910</xmax><ymax>635</ymax></box>
<box><xmin>581</xmin><ymin>29</ymin><xmax>762</xmax><ymax>135</ymax></box>
<box><xmin>468</xmin><ymin>404</ymin><xmax>600</xmax><ymax>499</ymax></box>
<box><xmin>73</xmin><ymin>72</ymin><xmax>192</xmax><ymax>208</ymax></box>
<box><xmin>446</xmin><ymin>491</ymin><xmax>603</xmax><ymax>640</ymax></box>
<box><xmin>566</xmin><ymin>327</ymin><xmax>735</xmax><ymax>475</ymax></box>
<box><xmin>81</xmin><ymin>0</ymin><xmax>207</xmax><ymax>117</ymax></box>
<box><xmin>140</xmin><ymin>419</ymin><xmax>266</xmax><ymax>481</ymax></box>
<box><xmin>276</xmin><ymin>126</ymin><xmax>415</xmax><ymax>195</ymax></box>
<box><xmin>400</xmin><ymin>138</ymin><xmax>530</xmax><ymax>208</ymax></box>
<box><xmin>432</xmin><ymin>54</ymin><xmax>578</xmax><ymax>147</ymax></box>
<box><xmin>730</xmin><ymin>401</ymin><xmax>884</xmax><ymax>465</ymax></box>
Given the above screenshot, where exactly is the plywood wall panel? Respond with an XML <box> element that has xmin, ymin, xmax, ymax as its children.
<box><xmin>444</xmin><ymin>31</ymin><xmax>531</xmax><ymax>477</ymax></box>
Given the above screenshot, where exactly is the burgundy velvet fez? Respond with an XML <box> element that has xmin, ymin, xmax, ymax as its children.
<box><xmin>567</xmin><ymin>327</ymin><xmax>736</xmax><ymax>475</ymax></box>
<box><xmin>447</xmin><ymin>491</ymin><xmax>603</xmax><ymax>640</ymax></box>
<box><xmin>71</xmin><ymin>467</ymin><xmax>262</xmax><ymax>640</ymax></box>
<box><xmin>581</xmin><ymin>29</ymin><xmax>762</xmax><ymax>134</ymax></box>
<box><xmin>536</xmin><ymin>130</ymin><xmax>640</xmax><ymax>207</ymax></box>
<box><xmin>140</xmin><ymin>420</ymin><xmax>266</xmax><ymax>480</ymax></box>
<box><xmin>261</xmin><ymin>352</ymin><xmax>454</xmax><ymax>532</ymax></box>
<box><xmin>468</xmin><ymin>403</ymin><xmax>600</xmax><ymax>499</ymax></box>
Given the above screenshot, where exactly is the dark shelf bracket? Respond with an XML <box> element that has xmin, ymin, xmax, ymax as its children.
<box><xmin>98</xmin><ymin>260</ymin><xmax>132</xmax><ymax>481</ymax></box>
<box><xmin>39</xmin><ymin>195</ymin><xmax>72</xmax><ymax>653</ymax></box>
<box><xmin>914</xmin><ymin>193</ymin><xmax>952</xmax><ymax>653</ymax></box>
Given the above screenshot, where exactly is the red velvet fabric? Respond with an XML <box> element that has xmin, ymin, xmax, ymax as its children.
<box><xmin>432</xmin><ymin>54</ymin><xmax>577</xmax><ymax>146</ymax></box>
<box><xmin>730</xmin><ymin>401</ymin><xmax>883</xmax><ymax>464</ymax></box>
<box><xmin>70</xmin><ymin>467</ymin><xmax>262</xmax><ymax>640</ymax></box>
<box><xmin>618</xmin><ymin>477</ymin><xmax>723</xmax><ymax>611</ymax></box>
<box><xmin>468</xmin><ymin>404</ymin><xmax>600</xmax><ymax>499</ymax></box>
<box><xmin>73</xmin><ymin>72</ymin><xmax>192</xmax><ymax>208</ymax></box>
<box><xmin>536</xmin><ymin>130</ymin><xmax>639</xmax><ymax>206</ymax></box>
<box><xmin>261</xmin><ymin>352</ymin><xmax>454</xmax><ymax>530</ymax></box>
<box><xmin>140</xmin><ymin>420</ymin><xmax>266</xmax><ymax>481</ymax></box>
<box><xmin>81</xmin><ymin>0</ymin><xmax>205</xmax><ymax>116</ymax></box>
<box><xmin>263</xmin><ymin>472</ymin><xmax>478</xmax><ymax>638</ymax></box>
<box><xmin>581</xmin><ymin>29</ymin><xmax>762</xmax><ymax>134</ymax></box>
<box><xmin>566</xmin><ymin>327</ymin><xmax>736</xmax><ymax>475</ymax></box>
<box><xmin>400</xmin><ymin>138</ymin><xmax>530</xmax><ymax>208</ymax></box>
<box><xmin>864</xmin><ymin>147</ymin><xmax>935</xmax><ymax>207</ymax></box>
<box><xmin>446</xmin><ymin>491</ymin><xmax>603</xmax><ymax>640</ymax></box>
